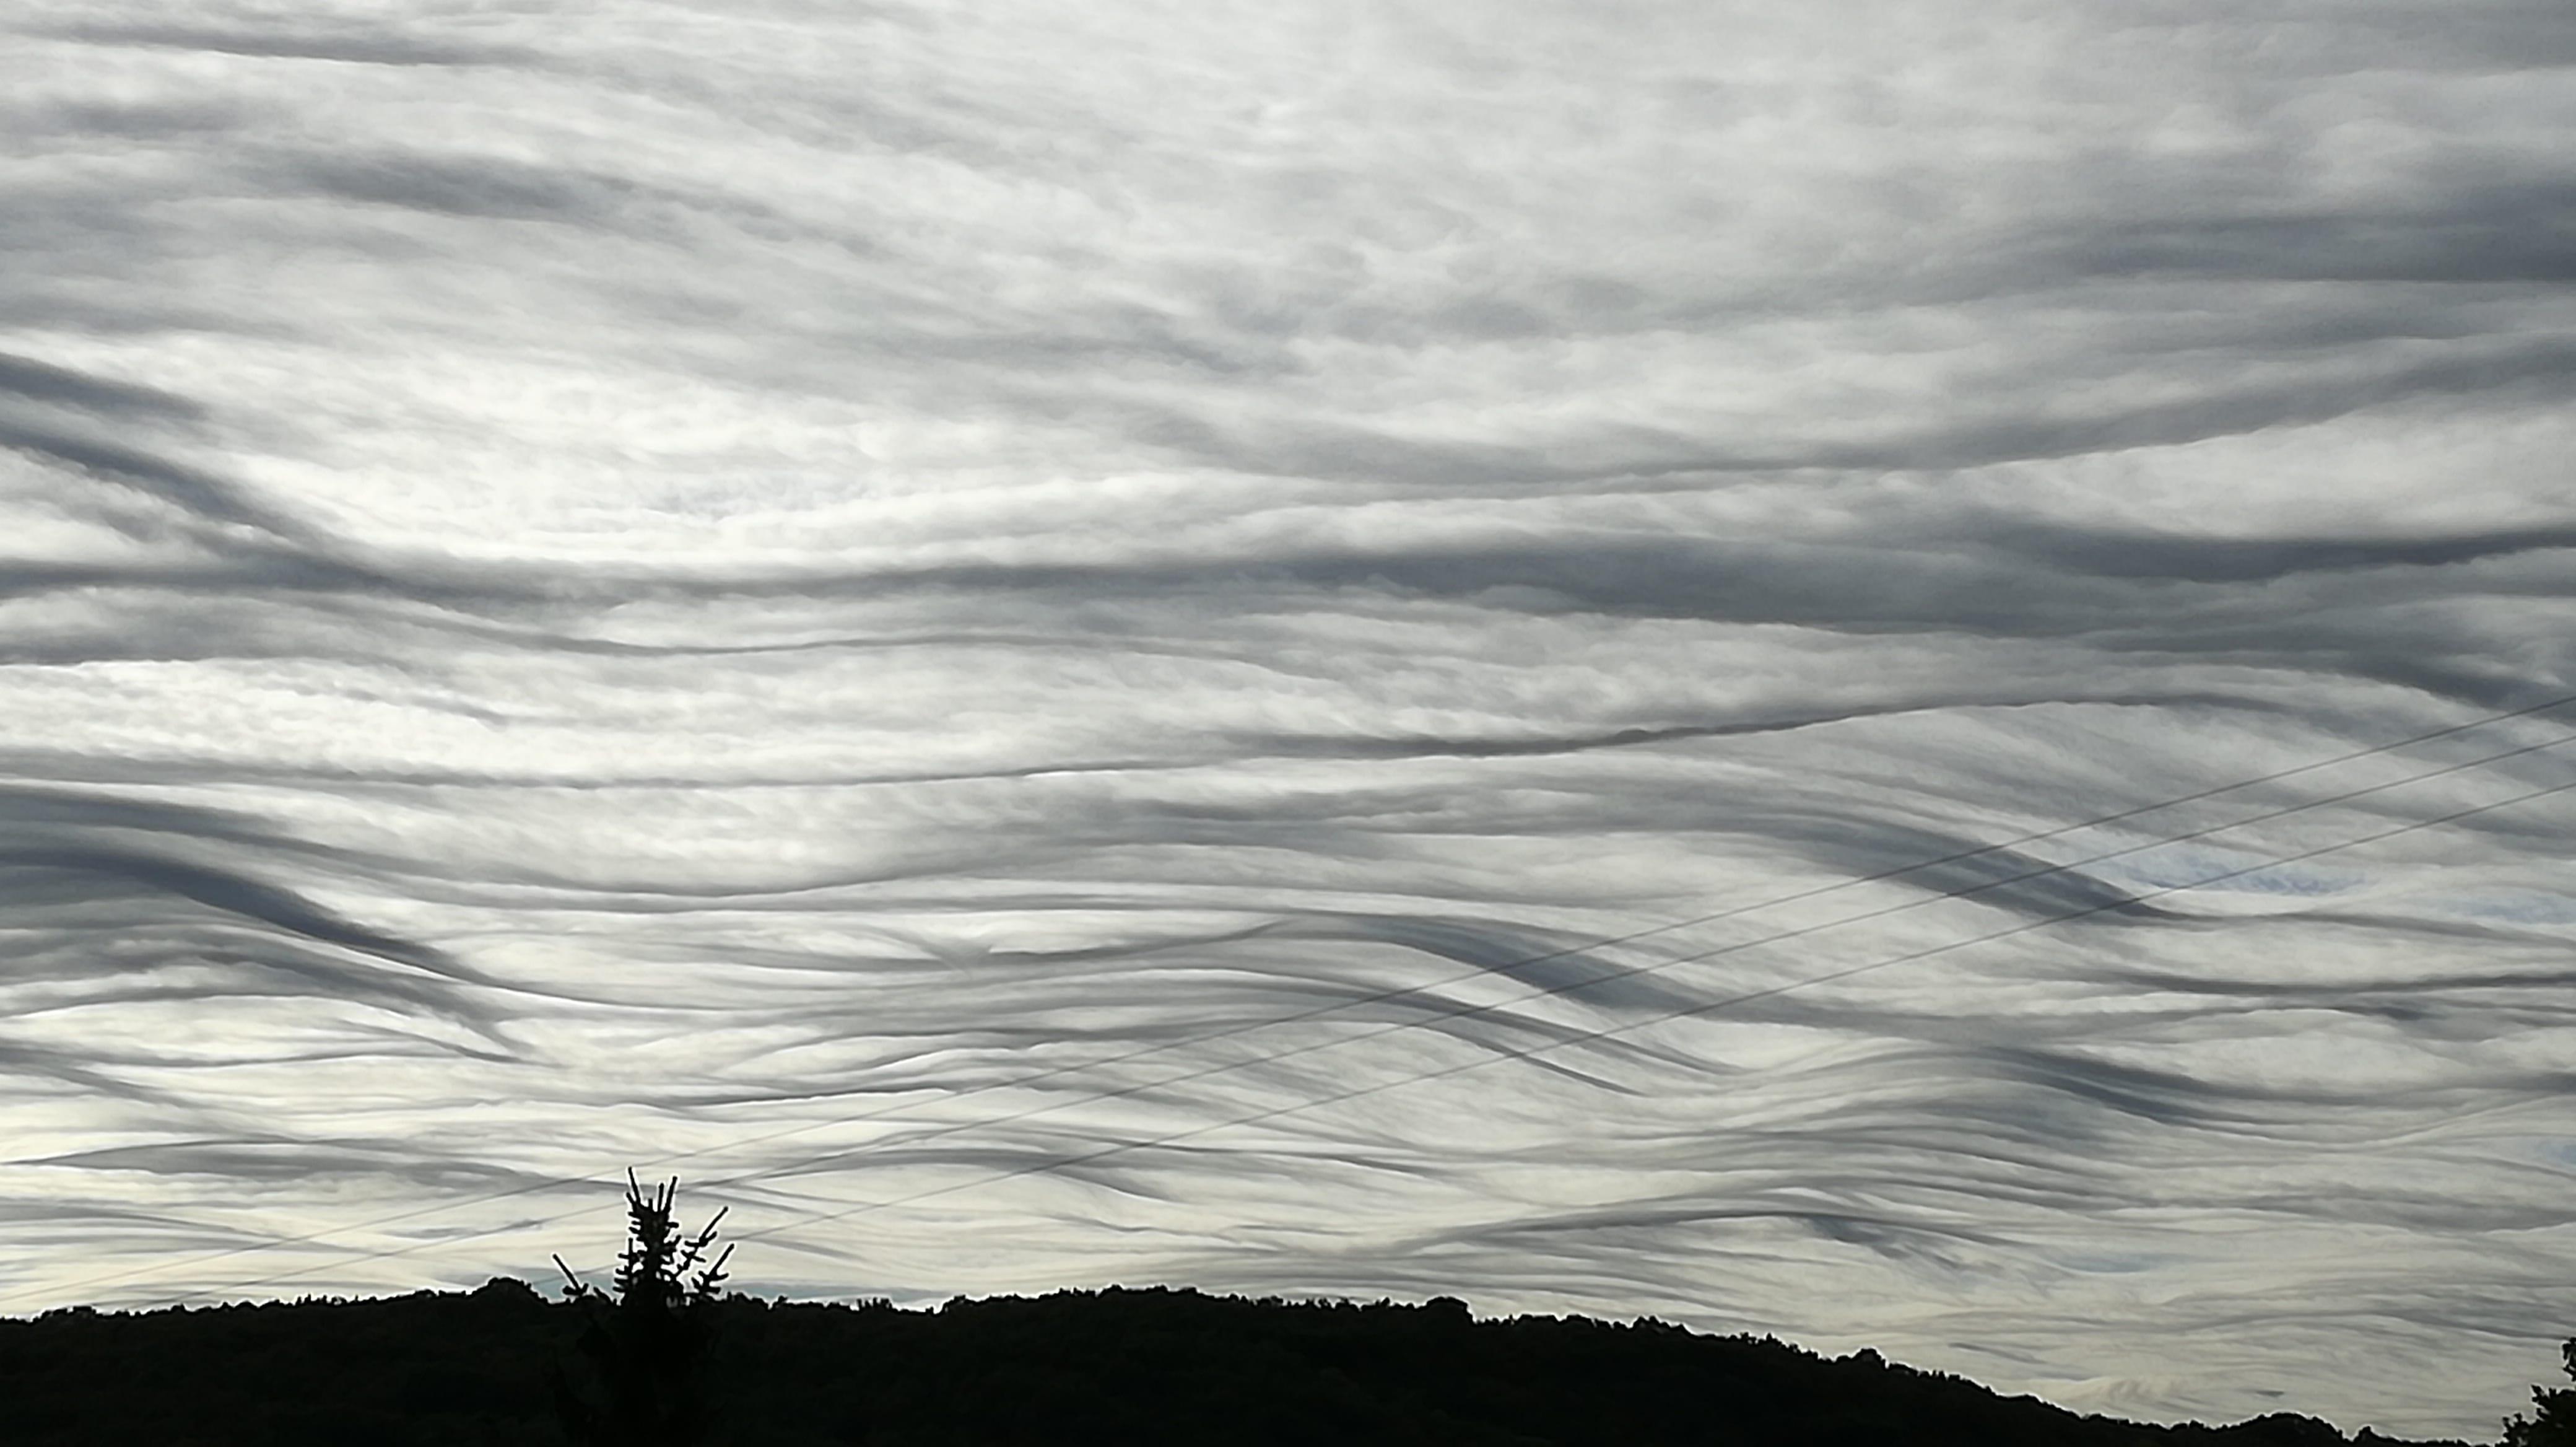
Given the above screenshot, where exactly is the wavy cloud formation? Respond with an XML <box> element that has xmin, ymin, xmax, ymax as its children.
<box><xmin>0</xmin><ymin>0</ymin><xmax>2572</xmax><ymax>1436</ymax></box>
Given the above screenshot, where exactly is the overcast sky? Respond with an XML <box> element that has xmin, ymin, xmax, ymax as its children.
<box><xmin>2</xmin><ymin>0</ymin><xmax>2574</xmax><ymax>1436</ymax></box>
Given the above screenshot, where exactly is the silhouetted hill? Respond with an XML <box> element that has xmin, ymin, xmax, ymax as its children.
<box><xmin>0</xmin><ymin>1280</ymin><xmax>2474</xmax><ymax>1446</ymax></box>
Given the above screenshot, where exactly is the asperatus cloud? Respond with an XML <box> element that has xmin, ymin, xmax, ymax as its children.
<box><xmin>0</xmin><ymin>2</ymin><xmax>2569</xmax><ymax>1440</ymax></box>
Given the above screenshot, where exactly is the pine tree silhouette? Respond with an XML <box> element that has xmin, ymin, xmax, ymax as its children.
<box><xmin>550</xmin><ymin>1170</ymin><xmax>734</xmax><ymax>1446</ymax></box>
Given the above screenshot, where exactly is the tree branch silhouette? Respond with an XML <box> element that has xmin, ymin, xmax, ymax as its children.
<box><xmin>2505</xmin><ymin>1339</ymin><xmax>2576</xmax><ymax>1447</ymax></box>
<box><xmin>549</xmin><ymin>1170</ymin><xmax>733</xmax><ymax>1446</ymax></box>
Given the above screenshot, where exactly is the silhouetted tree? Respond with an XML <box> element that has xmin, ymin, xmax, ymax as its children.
<box><xmin>550</xmin><ymin>1170</ymin><xmax>734</xmax><ymax>1446</ymax></box>
<box><xmin>2505</xmin><ymin>1339</ymin><xmax>2576</xmax><ymax>1447</ymax></box>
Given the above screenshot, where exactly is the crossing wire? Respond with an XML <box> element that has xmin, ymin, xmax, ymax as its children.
<box><xmin>4</xmin><ymin>694</ymin><xmax>2570</xmax><ymax>1309</ymax></box>
<box><xmin>720</xmin><ymin>761</ymin><xmax>2576</xmax><ymax>1250</ymax></box>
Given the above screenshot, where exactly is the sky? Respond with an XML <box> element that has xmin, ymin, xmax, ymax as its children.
<box><xmin>1</xmin><ymin>0</ymin><xmax>2573</xmax><ymax>1436</ymax></box>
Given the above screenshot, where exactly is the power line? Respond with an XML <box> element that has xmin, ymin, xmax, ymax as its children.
<box><xmin>157</xmin><ymin>736</ymin><xmax>2576</xmax><ymax>1305</ymax></box>
<box><xmin>5</xmin><ymin>694</ymin><xmax>2569</xmax><ymax>1309</ymax></box>
<box><xmin>26</xmin><ymin>696</ymin><xmax>2576</xmax><ymax>1305</ymax></box>
<box><xmin>725</xmin><ymin>763</ymin><xmax>2576</xmax><ymax>1248</ymax></box>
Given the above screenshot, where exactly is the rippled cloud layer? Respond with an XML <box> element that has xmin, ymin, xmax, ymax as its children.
<box><xmin>2</xmin><ymin>0</ymin><xmax>2573</xmax><ymax>1436</ymax></box>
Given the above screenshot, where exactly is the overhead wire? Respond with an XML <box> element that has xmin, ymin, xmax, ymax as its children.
<box><xmin>4</xmin><ymin>693</ymin><xmax>2569</xmax><ymax>1309</ymax></box>
<box><xmin>724</xmin><ymin>760</ymin><xmax>2576</xmax><ymax>1250</ymax></box>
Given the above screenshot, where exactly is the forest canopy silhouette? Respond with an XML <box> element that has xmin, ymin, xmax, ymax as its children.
<box><xmin>0</xmin><ymin>1176</ymin><xmax>2534</xmax><ymax>1447</ymax></box>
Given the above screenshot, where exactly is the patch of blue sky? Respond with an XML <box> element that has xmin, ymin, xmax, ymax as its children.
<box><xmin>2083</xmin><ymin>841</ymin><xmax>2367</xmax><ymax>899</ymax></box>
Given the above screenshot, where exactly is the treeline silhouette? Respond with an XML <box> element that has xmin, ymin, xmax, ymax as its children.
<box><xmin>0</xmin><ymin>1177</ymin><xmax>2537</xmax><ymax>1445</ymax></box>
<box><xmin>0</xmin><ymin>1283</ymin><xmax>2487</xmax><ymax>1446</ymax></box>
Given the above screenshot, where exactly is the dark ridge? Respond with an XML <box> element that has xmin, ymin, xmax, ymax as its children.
<box><xmin>0</xmin><ymin>1280</ymin><xmax>2473</xmax><ymax>1446</ymax></box>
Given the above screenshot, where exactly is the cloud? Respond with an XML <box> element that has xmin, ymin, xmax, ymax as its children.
<box><xmin>0</xmin><ymin>0</ymin><xmax>2569</xmax><ymax>1437</ymax></box>
<box><xmin>38</xmin><ymin>20</ymin><xmax>533</xmax><ymax>69</ymax></box>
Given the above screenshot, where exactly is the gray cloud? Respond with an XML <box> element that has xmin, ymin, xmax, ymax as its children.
<box><xmin>0</xmin><ymin>0</ymin><xmax>2568</xmax><ymax>1436</ymax></box>
<box><xmin>0</xmin><ymin>351</ymin><xmax>208</xmax><ymax>422</ymax></box>
<box><xmin>39</xmin><ymin>22</ymin><xmax>533</xmax><ymax>69</ymax></box>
